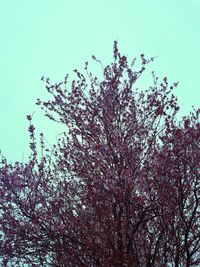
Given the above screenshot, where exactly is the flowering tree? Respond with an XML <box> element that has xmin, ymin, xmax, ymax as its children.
<box><xmin>0</xmin><ymin>42</ymin><xmax>199</xmax><ymax>266</ymax></box>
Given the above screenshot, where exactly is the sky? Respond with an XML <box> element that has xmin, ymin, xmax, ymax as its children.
<box><xmin>0</xmin><ymin>0</ymin><xmax>199</xmax><ymax>162</ymax></box>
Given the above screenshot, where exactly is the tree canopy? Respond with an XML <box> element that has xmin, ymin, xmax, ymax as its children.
<box><xmin>0</xmin><ymin>42</ymin><xmax>199</xmax><ymax>266</ymax></box>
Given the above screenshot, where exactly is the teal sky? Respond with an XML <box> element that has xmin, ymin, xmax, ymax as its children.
<box><xmin>0</xmin><ymin>0</ymin><xmax>199</xmax><ymax>162</ymax></box>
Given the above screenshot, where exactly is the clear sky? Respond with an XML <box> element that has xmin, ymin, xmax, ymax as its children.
<box><xmin>0</xmin><ymin>0</ymin><xmax>199</xmax><ymax>162</ymax></box>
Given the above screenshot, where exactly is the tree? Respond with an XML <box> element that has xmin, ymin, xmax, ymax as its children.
<box><xmin>0</xmin><ymin>41</ymin><xmax>199</xmax><ymax>266</ymax></box>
